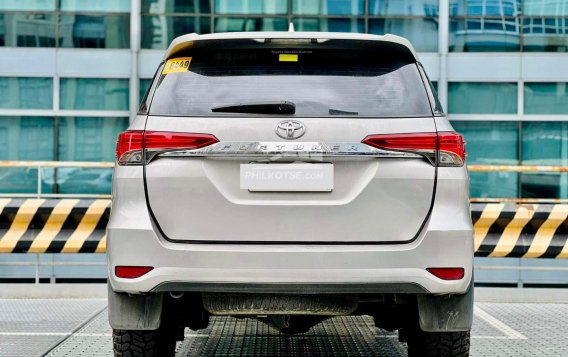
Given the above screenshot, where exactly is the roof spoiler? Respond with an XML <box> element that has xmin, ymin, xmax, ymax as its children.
<box><xmin>162</xmin><ymin>32</ymin><xmax>418</xmax><ymax>62</ymax></box>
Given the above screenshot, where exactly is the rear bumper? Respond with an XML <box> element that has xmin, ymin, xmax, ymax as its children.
<box><xmin>108</xmin><ymin>166</ymin><xmax>473</xmax><ymax>295</ymax></box>
<box><xmin>108</xmin><ymin>230</ymin><xmax>472</xmax><ymax>295</ymax></box>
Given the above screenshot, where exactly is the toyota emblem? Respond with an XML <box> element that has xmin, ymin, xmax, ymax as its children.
<box><xmin>275</xmin><ymin>120</ymin><xmax>306</xmax><ymax>140</ymax></box>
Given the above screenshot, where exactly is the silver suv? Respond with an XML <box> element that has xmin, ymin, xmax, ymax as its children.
<box><xmin>108</xmin><ymin>31</ymin><xmax>473</xmax><ymax>357</ymax></box>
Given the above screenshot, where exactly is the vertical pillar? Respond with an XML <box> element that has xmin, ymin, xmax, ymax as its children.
<box><xmin>35</xmin><ymin>254</ymin><xmax>40</xmax><ymax>284</ymax></box>
<box><xmin>518</xmin><ymin>79</ymin><xmax>524</xmax><ymax>196</ymax></box>
<box><xmin>517</xmin><ymin>80</ymin><xmax>523</xmax><ymax>117</ymax></box>
<box><xmin>438</xmin><ymin>0</ymin><xmax>449</xmax><ymax>113</ymax></box>
<box><xmin>130</xmin><ymin>0</ymin><xmax>141</xmax><ymax>123</ymax></box>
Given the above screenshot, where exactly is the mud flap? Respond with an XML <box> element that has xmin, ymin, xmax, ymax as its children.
<box><xmin>417</xmin><ymin>279</ymin><xmax>474</xmax><ymax>332</ymax></box>
<box><xmin>108</xmin><ymin>284</ymin><xmax>163</xmax><ymax>330</ymax></box>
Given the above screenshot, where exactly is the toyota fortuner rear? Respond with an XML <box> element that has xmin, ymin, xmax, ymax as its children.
<box><xmin>107</xmin><ymin>31</ymin><xmax>473</xmax><ymax>357</ymax></box>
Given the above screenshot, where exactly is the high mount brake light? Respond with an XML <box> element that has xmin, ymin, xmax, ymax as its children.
<box><xmin>115</xmin><ymin>131</ymin><xmax>219</xmax><ymax>165</ymax></box>
<box><xmin>361</xmin><ymin>132</ymin><xmax>466</xmax><ymax>167</ymax></box>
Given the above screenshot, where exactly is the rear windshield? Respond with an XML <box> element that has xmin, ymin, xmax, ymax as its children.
<box><xmin>147</xmin><ymin>43</ymin><xmax>433</xmax><ymax>118</ymax></box>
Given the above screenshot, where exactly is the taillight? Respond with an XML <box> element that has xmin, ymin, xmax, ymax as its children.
<box><xmin>361</xmin><ymin>132</ymin><xmax>465</xmax><ymax>167</ymax></box>
<box><xmin>116</xmin><ymin>131</ymin><xmax>144</xmax><ymax>165</ymax></box>
<box><xmin>115</xmin><ymin>131</ymin><xmax>219</xmax><ymax>165</ymax></box>
<box><xmin>426</xmin><ymin>267</ymin><xmax>465</xmax><ymax>280</ymax></box>
<box><xmin>438</xmin><ymin>132</ymin><xmax>466</xmax><ymax>167</ymax></box>
<box><xmin>362</xmin><ymin>133</ymin><xmax>437</xmax><ymax>152</ymax></box>
<box><xmin>115</xmin><ymin>266</ymin><xmax>154</xmax><ymax>279</ymax></box>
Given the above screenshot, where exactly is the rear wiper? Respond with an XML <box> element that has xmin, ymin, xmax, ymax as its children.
<box><xmin>212</xmin><ymin>101</ymin><xmax>295</xmax><ymax>115</ymax></box>
<box><xmin>329</xmin><ymin>108</ymin><xmax>359</xmax><ymax>116</ymax></box>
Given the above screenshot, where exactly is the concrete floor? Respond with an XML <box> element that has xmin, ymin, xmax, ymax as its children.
<box><xmin>1</xmin><ymin>291</ymin><xmax>567</xmax><ymax>356</ymax></box>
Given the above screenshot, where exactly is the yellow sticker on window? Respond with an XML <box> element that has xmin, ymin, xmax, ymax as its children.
<box><xmin>279</xmin><ymin>54</ymin><xmax>298</xmax><ymax>62</ymax></box>
<box><xmin>162</xmin><ymin>57</ymin><xmax>192</xmax><ymax>74</ymax></box>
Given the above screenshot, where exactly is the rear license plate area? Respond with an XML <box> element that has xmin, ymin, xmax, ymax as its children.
<box><xmin>240</xmin><ymin>163</ymin><xmax>333</xmax><ymax>192</ymax></box>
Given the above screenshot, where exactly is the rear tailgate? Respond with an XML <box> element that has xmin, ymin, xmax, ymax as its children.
<box><xmin>144</xmin><ymin>116</ymin><xmax>436</xmax><ymax>244</ymax></box>
<box><xmin>142</xmin><ymin>37</ymin><xmax>437</xmax><ymax>244</ymax></box>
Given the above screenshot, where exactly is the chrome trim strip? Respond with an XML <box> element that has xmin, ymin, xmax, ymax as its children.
<box><xmin>150</xmin><ymin>281</ymin><xmax>430</xmax><ymax>294</ymax></box>
<box><xmin>149</xmin><ymin>142</ymin><xmax>435</xmax><ymax>165</ymax></box>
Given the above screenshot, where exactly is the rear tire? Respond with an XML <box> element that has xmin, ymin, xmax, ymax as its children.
<box><xmin>407</xmin><ymin>329</ymin><xmax>470</xmax><ymax>357</ymax></box>
<box><xmin>113</xmin><ymin>328</ymin><xmax>176</xmax><ymax>357</ymax></box>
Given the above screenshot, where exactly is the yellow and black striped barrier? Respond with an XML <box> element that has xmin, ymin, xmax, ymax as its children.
<box><xmin>0</xmin><ymin>199</ymin><xmax>567</xmax><ymax>258</ymax></box>
<box><xmin>0</xmin><ymin>199</ymin><xmax>109</xmax><ymax>254</ymax></box>
<box><xmin>472</xmin><ymin>203</ymin><xmax>568</xmax><ymax>259</ymax></box>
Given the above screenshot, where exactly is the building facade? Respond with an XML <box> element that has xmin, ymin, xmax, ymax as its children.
<box><xmin>0</xmin><ymin>0</ymin><xmax>566</xmax><ymax>199</ymax></box>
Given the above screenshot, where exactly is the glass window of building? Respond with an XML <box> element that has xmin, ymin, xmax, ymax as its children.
<box><xmin>2</xmin><ymin>0</ymin><xmax>563</xmax><ymax>52</ymax></box>
<box><xmin>450</xmin><ymin>0</ymin><xmax>568</xmax><ymax>52</ymax></box>
<box><xmin>453</xmin><ymin>120</ymin><xmax>519</xmax><ymax>165</ymax></box>
<box><xmin>369</xmin><ymin>0</ymin><xmax>439</xmax><ymax>16</ymax></box>
<box><xmin>523</xmin><ymin>0</ymin><xmax>568</xmax><ymax>16</ymax></box>
<box><xmin>0</xmin><ymin>116</ymin><xmax>55</xmax><ymax>193</ymax></box>
<box><xmin>449</xmin><ymin>0</ymin><xmax>521</xmax><ymax>52</ymax></box>
<box><xmin>142</xmin><ymin>0</ymin><xmax>211</xmax><ymax>13</ymax></box>
<box><xmin>449</xmin><ymin>17</ymin><xmax>521</xmax><ymax>51</ymax></box>
<box><xmin>450</xmin><ymin>0</ymin><xmax>521</xmax><ymax>16</ymax></box>
<box><xmin>0</xmin><ymin>13</ymin><xmax>57</xmax><ymax>47</ymax></box>
<box><xmin>294</xmin><ymin>18</ymin><xmax>364</xmax><ymax>32</ymax></box>
<box><xmin>293</xmin><ymin>0</ymin><xmax>365</xmax><ymax>16</ymax></box>
<box><xmin>0</xmin><ymin>0</ymin><xmax>130</xmax><ymax>48</ymax></box>
<box><xmin>368</xmin><ymin>19</ymin><xmax>439</xmax><ymax>52</ymax></box>
<box><xmin>58</xmin><ymin>117</ymin><xmax>128</xmax><ymax>162</ymax></box>
<box><xmin>452</xmin><ymin>120</ymin><xmax>519</xmax><ymax>198</ymax></box>
<box><xmin>367</xmin><ymin>1</ymin><xmax>439</xmax><ymax>51</ymax></box>
<box><xmin>522</xmin><ymin>121</ymin><xmax>568</xmax><ymax>166</ymax></box>
<box><xmin>56</xmin><ymin>116</ymin><xmax>128</xmax><ymax>194</ymax></box>
<box><xmin>216</xmin><ymin>0</ymin><xmax>287</xmax><ymax>14</ymax></box>
<box><xmin>215</xmin><ymin>17</ymin><xmax>287</xmax><ymax>32</ymax></box>
<box><xmin>58</xmin><ymin>14</ymin><xmax>130</xmax><ymax>48</ymax></box>
<box><xmin>59</xmin><ymin>0</ymin><xmax>131</xmax><ymax>13</ymax></box>
<box><xmin>524</xmin><ymin>83</ymin><xmax>568</xmax><ymax>114</ymax></box>
<box><xmin>141</xmin><ymin>15</ymin><xmax>211</xmax><ymax>49</ymax></box>
<box><xmin>522</xmin><ymin>16</ymin><xmax>568</xmax><ymax>52</ymax></box>
<box><xmin>60</xmin><ymin>78</ymin><xmax>129</xmax><ymax>111</ymax></box>
<box><xmin>141</xmin><ymin>0</ymin><xmax>211</xmax><ymax>49</ymax></box>
<box><xmin>0</xmin><ymin>0</ymin><xmax>55</xmax><ymax>11</ymax></box>
<box><xmin>0</xmin><ymin>0</ymin><xmax>56</xmax><ymax>47</ymax></box>
<box><xmin>521</xmin><ymin>121</ymin><xmax>568</xmax><ymax>198</ymax></box>
<box><xmin>448</xmin><ymin>82</ymin><xmax>517</xmax><ymax>114</ymax></box>
<box><xmin>0</xmin><ymin>77</ymin><xmax>53</xmax><ymax>109</ymax></box>
<box><xmin>0</xmin><ymin>116</ymin><xmax>54</xmax><ymax>160</ymax></box>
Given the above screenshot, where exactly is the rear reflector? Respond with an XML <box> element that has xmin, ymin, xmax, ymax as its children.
<box><xmin>361</xmin><ymin>132</ymin><xmax>465</xmax><ymax>167</ymax></box>
<box><xmin>115</xmin><ymin>266</ymin><xmax>154</xmax><ymax>279</ymax></box>
<box><xmin>426</xmin><ymin>267</ymin><xmax>465</xmax><ymax>280</ymax></box>
<box><xmin>116</xmin><ymin>131</ymin><xmax>219</xmax><ymax>165</ymax></box>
